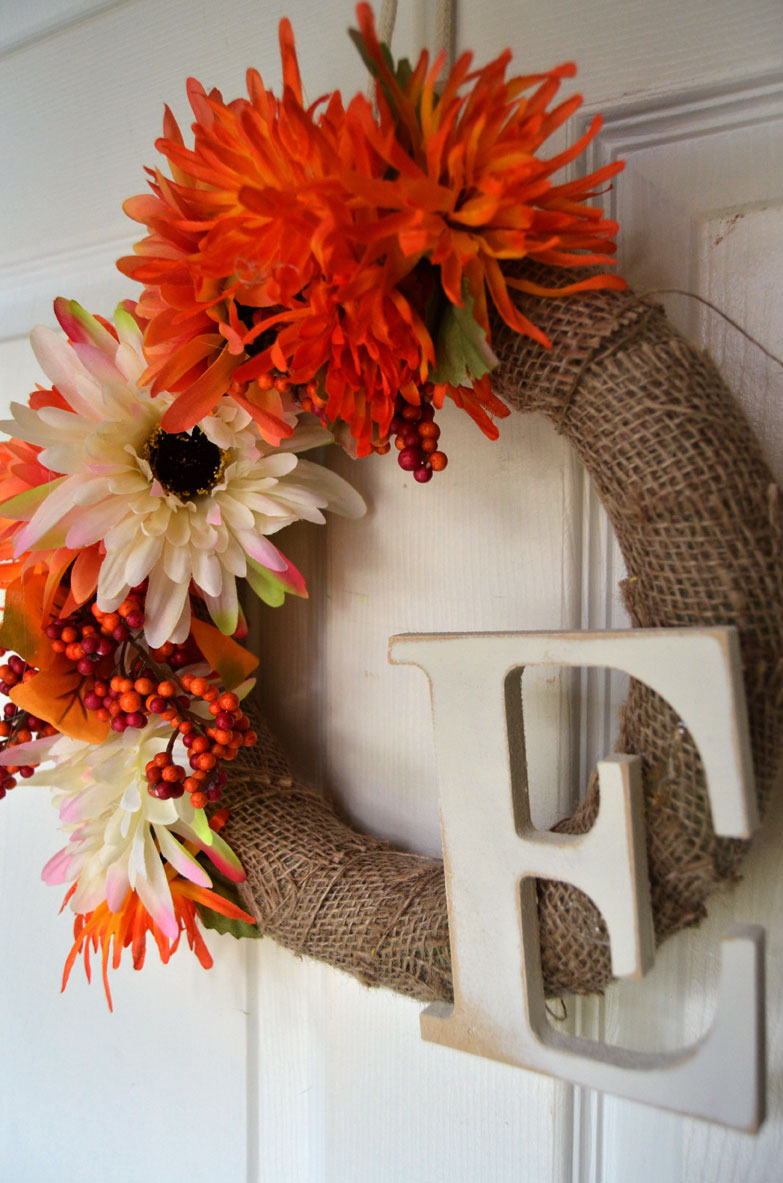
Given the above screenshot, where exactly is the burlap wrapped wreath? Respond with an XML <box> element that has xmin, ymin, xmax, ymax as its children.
<box><xmin>229</xmin><ymin>267</ymin><xmax>783</xmax><ymax>1000</ymax></box>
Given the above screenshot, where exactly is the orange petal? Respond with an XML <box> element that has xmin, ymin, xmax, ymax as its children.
<box><xmin>160</xmin><ymin>347</ymin><xmax>238</xmax><ymax>432</ymax></box>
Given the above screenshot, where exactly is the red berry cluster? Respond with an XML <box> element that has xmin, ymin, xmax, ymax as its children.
<box><xmin>387</xmin><ymin>389</ymin><xmax>448</xmax><ymax>482</ymax></box>
<box><xmin>0</xmin><ymin>647</ymin><xmax>58</xmax><ymax>798</ymax></box>
<box><xmin>299</xmin><ymin>379</ymin><xmax>450</xmax><ymax>485</ymax></box>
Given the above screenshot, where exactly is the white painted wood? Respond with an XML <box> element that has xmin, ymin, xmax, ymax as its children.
<box><xmin>391</xmin><ymin>629</ymin><xmax>763</xmax><ymax>1127</ymax></box>
<box><xmin>571</xmin><ymin>72</ymin><xmax>783</xmax><ymax>1178</ymax></box>
<box><xmin>0</xmin><ymin>319</ymin><xmax>250</xmax><ymax>1183</ymax></box>
<box><xmin>2</xmin><ymin>0</ymin><xmax>783</xmax><ymax>1179</ymax></box>
<box><xmin>392</xmin><ymin>627</ymin><xmax>757</xmax><ymax>839</ymax></box>
<box><xmin>0</xmin><ymin>1</ymin><xmax>123</xmax><ymax>56</ymax></box>
<box><xmin>391</xmin><ymin>637</ymin><xmax>653</xmax><ymax>979</ymax></box>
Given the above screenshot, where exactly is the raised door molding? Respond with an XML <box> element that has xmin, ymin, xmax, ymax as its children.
<box><xmin>569</xmin><ymin>72</ymin><xmax>783</xmax><ymax>1174</ymax></box>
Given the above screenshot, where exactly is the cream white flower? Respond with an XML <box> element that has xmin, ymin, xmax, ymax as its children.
<box><xmin>1</xmin><ymin>300</ymin><xmax>365</xmax><ymax>647</ymax></box>
<box><xmin>34</xmin><ymin>721</ymin><xmax>243</xmax><ymax>938</ymax></box>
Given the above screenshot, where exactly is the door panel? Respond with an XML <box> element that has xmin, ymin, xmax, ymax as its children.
<box><xmin>580</xmin><ymin>79</ymin><xmax>783</xmax><ymax>1179</ymax></box>
<box><xmin>1</xmin><ymin>2</ymin><xmax>782</xmax><ymax>1180</ymax></box>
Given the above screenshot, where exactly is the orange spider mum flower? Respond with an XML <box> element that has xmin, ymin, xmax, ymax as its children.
<box><xmin>350</xmin><ymin>1</ymin><xmax>626</xmax><ymax>347</ymax></box>
<box><xmin>432</xmin><ymin>373</ymin><xmax>511</xmax><ymax>442</ymax></box>
<box><xmin>229</xmin><ymin>265</ymin><xmax>435</xmax><ymax>454</ymax></box>
<box><xmin>60</xmin><ymin>861</ymin><xmax>256</xmax><ymax>1010</ymax></box>
<box><xmin>118</xmin><ymin>19</ymin><xmax>387</xmax><ymax>440</ymax></box>
<box><xmin>118</xmin><ymin>4</ymin><xmax>624</xmax><ymax>454</ymax></box>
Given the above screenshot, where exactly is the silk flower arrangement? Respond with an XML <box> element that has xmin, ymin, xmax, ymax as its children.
<box><xmin>0</xmin><ymin>3</ymin><xmax>624</xmax><ymax>1004</ymax></box>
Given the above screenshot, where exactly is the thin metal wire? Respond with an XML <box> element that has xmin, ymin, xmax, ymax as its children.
<box><xmin>643</xmin><ymin>289</ymin><xmax>783</xmax><ymax>369</ymax></box>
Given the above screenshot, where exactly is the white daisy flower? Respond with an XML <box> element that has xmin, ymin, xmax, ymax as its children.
<box><xmin>33</xmin><ymin>721</ymin><xmax>244</xmax><ymax>939</ymax></box>
<box><xmin>1</xmin><ymin>300</ymin><xmax>365</xmax><ymax>647</ymax></box>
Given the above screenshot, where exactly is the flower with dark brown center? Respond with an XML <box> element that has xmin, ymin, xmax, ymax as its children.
<box><xmin>144</xmin><ymin>426</ymin><xmax>226</xmax><ymax>500</ymax></box>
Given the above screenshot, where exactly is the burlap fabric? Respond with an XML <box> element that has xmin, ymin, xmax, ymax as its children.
<box><xmin>229</xmin><ymin>267</ymin><xmax>783</xmax><ymax>999</ymax></box>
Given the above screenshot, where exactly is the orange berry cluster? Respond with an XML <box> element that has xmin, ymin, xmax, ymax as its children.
<box><xmin>299</xmin><ymin>379</ymin><xmax>326</xmax><ymax>416</ymax></box>
<box><xmin>0</xmin><ymin>646</ymin><xmax>58</xmax><ymax>798</ymax></box>
<box><xmin>145</xmin><ymin>685</ymin><xmax>257</xmax><ymax>807</ymax></box>
<box><xmin>228</xmin><ymin>370</ymin><xmax>291</xmax><ymax>403</ymax></box>
<box><xmin>82</xmin><ymin>635</ymin><xmax>258</xmax><ymax>804</ymax></box>
<box><xmin>15</xmin><ymin>587</ymin><xmax>258</xmax><ymax>810</ymax></box>
<box><xmin>387</xmin><ymin>389</ymin><xmax>447</xmax><ymax>482</ymax></box>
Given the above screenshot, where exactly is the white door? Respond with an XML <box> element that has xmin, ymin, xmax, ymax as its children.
<box><xmin>1</xmin><ymin>2</ymin><xmax>781</xmax><ymax>1180</ymax></box>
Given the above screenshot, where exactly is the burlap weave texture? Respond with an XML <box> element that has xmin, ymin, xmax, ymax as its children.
<box><xmin>229</xmin><ymin>269</ymin><xmax>783</xmax><ymax>999</ymax></box>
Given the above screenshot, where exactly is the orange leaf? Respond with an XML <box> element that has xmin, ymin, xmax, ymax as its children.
<box><xmin>0</xmin><ymin>572</ymin><xmax>50</xmax><ymax>666</ymax></box>
<box><xmin>70</xmin><ymin>545</ymin><xmax>103</xmax><ymax>606</ymax></box>
<box><xmin>43</xmin><ymin>548</ymin><xmax>76</xmax><ymax>621</ymax></box>
<box><xmin>189</xmin><ymin>616</ymin><xmax>259</xmax><ymax>690</ymax></box>
<box><xmin>10</xmin><ymin>654</ymin><xmax>110</xmax><ymax>743</ymax></box>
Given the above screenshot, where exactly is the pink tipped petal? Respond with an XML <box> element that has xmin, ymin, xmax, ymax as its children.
<box><xmin>144</xmin><ymin>894</ymin><xmax>179</xmax><ymax>941</ymax></box>
<box><xmin>136</xmin><ymin>836</ymin><xmax>179</xmax><ymax>940</ymax></box>
<box><xmin>29</xmin><ymin>327</ymin><xmax>104</xmax><ymax>421</ymax></box>
<box><xmin>0</xmin><ymin>734</ymin><xmax>58</xmax><ymax>766</ymax></box>
<box><xmin>155</xmin><ymin>826</ymin><xmax>212</xmax><ymax>887</ymax></box>
<box><xmin>175</xmin><ymin>818</ymin><xmax>246</xmax><ymax>882</ymax></box>
<box><xmin>63</xmin><ymin>497</ymin><xmax>129</xmax><ymax>549</ymax></box>
<box><xmin>105</xmin><ymin>859</ymin><xmax>131</xmax><ymax>913</ymax></box>
<box><xmin>59</xmin><ymin>792</ymin><xmax>91</xmax><ymax>824</ymax></box>
<box><xmin>236</xmin><ymin>531</ymin><xmax>289</xmax><ymax>571</ymax></box>
<box><xmin>276</xmin><ymin>552</ymin><xmax>308</xmax><ymax>597</ymax></box>
<box><xmin>54</xmin><ymin>298</ymin><xmax>118</xmax><ymax>353</ymax></box>
<box><xmin>71</xmin><ymin>340</ymin><xmax>126</xmax><ymax>387</ymax></box>
<box><xmin>203</xmin><ymin>829</ymin><xmax>247</xmax><ymax>881</ymax></box>
<box><xmin>41</xmin><ymin>847</ymin><xmax>74</xmax><ymax>885</ymax></box>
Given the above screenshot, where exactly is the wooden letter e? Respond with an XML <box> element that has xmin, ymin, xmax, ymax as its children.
<box><xmin>389</xmin><ymin>629</ymin><xmax>765</xmax><ymax>1130</ymax></box>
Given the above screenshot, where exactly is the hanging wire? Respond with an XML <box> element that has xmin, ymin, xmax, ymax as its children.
<box><xmin>643</xmin><ymin>289</ymin><xmax>783</xmax><ymax>369</ymax></box>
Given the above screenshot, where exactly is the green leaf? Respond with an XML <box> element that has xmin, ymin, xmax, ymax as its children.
<box><xmin>196</xmin><ymin>902</ymin><xmax>262</xmax><ymax>940</ymax></box>
<box><xmin>194</xmin><ymin>877</ymin><xmax>261</xmax><ymax>941</ymax></box>
<box><xmin>395</xmin><ymin>56</ymin><xmax>413</xmax><ymax>90</ymax></box>
<box><xmin>431</xmin><ymin>286</ymin><xmax>500</xmax><ymax>387</ymax></box>
<box><xmin>348</xmin><ymin>28</ymin><xmax>399</xmax><ymax>117</ymax></box>
<box><xmin>348</xmin><ymin>27</ymin><xmax>378</xmax><ymax>78</ymax></box>
<box><xmin>0</xmin><ymin>477</ymin><xmax>66</xmax><ymax>521</ymax></box>
<box><xmin>245</xmin><ymin>560</ymin><xmax>286</xmax><ymax>607</ymax></box>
